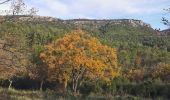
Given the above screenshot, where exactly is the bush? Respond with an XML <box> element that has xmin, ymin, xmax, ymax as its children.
<box><xmin>121</xmin><ymin>80</ymin><xmax>170</xmax><ymax>99</ymax></box>
<box><xmin>79</xmin><ymin>81</ymin><xmax>95</xmax><ymax>97</ymax></box>
<box><xmin>111</xmin><ymin>77</ymin><xmax>130</xmax><ymax>94</ymax></box>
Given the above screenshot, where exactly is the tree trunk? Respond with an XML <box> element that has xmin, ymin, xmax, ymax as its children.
<box><xmin>40</xmin><ymin>80</ymin><xmax>44</xmax><ymax>91</ymax></box>
<box><xmin>8</xmin><ymin>80</ymin><xmax>12</xmax><ymax>89</ymax></box>
<box><xmin>72</xmin><ymin>78</ymin><xmax>78</xmax><ymax>93</ymax></box>
<box><xmin>72</xmin><ymin>78</ymin><xmax>75</xmax><ymax>92</ymax></box>
<box><xmin>63</xmin><ymin>80</ymin><xmax>67</xmax><ymax>92</ymax></box>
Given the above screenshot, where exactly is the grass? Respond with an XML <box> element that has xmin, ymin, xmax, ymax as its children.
<box><xmin>0</xmin><ymin>88</ymin><xmax>78</xmax><ymax>100</ymax></box>
<box><xmin>0</xmin><ymin>88</ymin><xmax>164</xmax><ymax>100</ymax></box>
<box><xmin>0</xmin><ymin>88</ymin><xmax>73</xmax><ymax>100</ymax></box>
<box><xmin>0</xmin><ymin>88</ymin><xmax>44</xmax><ymax>100</ymax></box>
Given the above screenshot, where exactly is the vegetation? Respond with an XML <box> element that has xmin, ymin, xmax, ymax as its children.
<box><xmin>0</xmin><ymin>15</ymin><xmax>170</xmax><ymax>99</ymax></box>
<box><xmin>40</xmin><ymin>30</ymin><xmax>119</xmax><ymax>93</ymax></box>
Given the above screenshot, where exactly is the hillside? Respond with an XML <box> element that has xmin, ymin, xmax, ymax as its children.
<box><xmin>1</xmin><ymin>15</ymin><xmax>158</xmax><ymax>36</ymax></box>
<box><xmin>161</xmin><ymin>28</ymin><xmax>170</xmax><ymax>35</ymax></box>
<box><xmin>0</xmin><ymin>15</ymin><xmax>170</xmax><ymax>99</ymax></box>
<box><xmin>65</xmin><ymin>19</ymin><xmax>155</xmax><ymax>35</ymax></box>
<box><xmin>0</xmin><ymin>15</ymin><xmax>170</xmax><ymax>69</ymax></box>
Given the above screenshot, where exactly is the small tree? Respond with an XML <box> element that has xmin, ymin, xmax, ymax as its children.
<box><xmin>0</xmin><ymin>39</ymin><xmax>26</xmax><ymax>89</ymax></box>
<box><xmin>28</xmin><ymin>7</ymin><xmax>38</xmax><ymax>16</ymax></box>
<box><xmin>152</xmin><ymin>63</ymin><xmax>170</xmax><ymax>82</ymax></box>
<box><xmin>134</xmin><ymin>51</ymin><xmax>142</xmax><ymax>68</ymax></box>
<box><xmin>40</xmin><ymin>30</ymin><xmax>120</xmax><ymax>93</ymax></box>
<box><xmin>28</xmin><ymin>45</ymin><xmax>47</xmax><ymax>91</ymax></box>
<box><xmin>10</xmin><ymin>0</ymin><xmax>26</xmax><ymax>15</ymax></box>
<box><xmin>124</xmin><ymin>68</ymin><xmax>145</xmax><ymax>82</ymax></box>
<box><xmin>1</xmin><ymin>0</ymin><xmax>38</xmax><ymax>15</ymax></box>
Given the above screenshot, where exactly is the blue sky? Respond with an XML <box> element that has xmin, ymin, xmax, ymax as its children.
<box><xmin>1</xmin><ymin>0</ymin><xmax>170</xmax><ymax>30</ymax></box>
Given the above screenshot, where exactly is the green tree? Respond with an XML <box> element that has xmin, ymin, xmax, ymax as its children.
<box><xmin>28</xmin><ymin>45</ymin><xmax>47</xmax><ymax>91</ymax></box>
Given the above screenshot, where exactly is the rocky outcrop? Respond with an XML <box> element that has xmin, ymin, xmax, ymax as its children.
<box><xmin>1</xmin><ymin>15</ymin><xmax>151</xmax><ymax>28</ymax></box>
<box><xmin>18</xmin><ymin>15</ymin><xmax>61</xmax><ymax>22</ymax></box>
<box><xmin>2</xmin><ymin>15</ymin><xmax>61</xmax><ymax>22</ymax></box>
<box><xmin>65</xmin><ymin>19</ymin><xmax>151</xmax><ymax>28</ymax></box>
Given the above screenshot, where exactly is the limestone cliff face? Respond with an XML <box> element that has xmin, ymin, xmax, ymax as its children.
<box><xmin>18</xmin><ymin>16</ymin><xmax>61</xmax><ymax>22</ymax></box>
<box><xmin>1</xmin><ymin>15</ymin><xmax>61</xmax><ymax>22</ymax></box>
<box><xmin>0</xmin><ymin>15</ymin><xmax>151</xmax><ymax>28</ymax></box>
<box><xmin>0</xmin><ymin>15</ymin><xmax>151</xmax><ymax>29</ymax></box>
<box><xmin>65</xmin><ymin>19</ymin><xmax>151</xmax><ymax>28</ymax></box>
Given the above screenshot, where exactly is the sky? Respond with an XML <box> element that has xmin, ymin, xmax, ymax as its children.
<box><xmin>1</xmin><ymin>0</ymin><xmax>170</xmax><ymax>30</ymax></box>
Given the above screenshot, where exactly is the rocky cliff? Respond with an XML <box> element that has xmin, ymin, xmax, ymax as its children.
<box><xmin>0</xmin><ymin>15</ymin><xmax>151</xmax><ymax>28</ymax></box>
<box><xmin>65</xmin><ymin>19</ymin><xmax>151</xmax><ymax>28</ymax></box>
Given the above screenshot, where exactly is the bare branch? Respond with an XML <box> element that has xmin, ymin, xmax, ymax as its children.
<box><xmin>0</xmin><ymin>0</ymin><xmax>11</xmax><ymax>4</ymax></box>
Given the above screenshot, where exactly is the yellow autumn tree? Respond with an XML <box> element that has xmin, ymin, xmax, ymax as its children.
<box><xmin>0</xmin><ymin>39</ymin><xmax>27</xmax><ymax>89</ymax></box>
<box><xmin>152</xmin><ymin>63</ymin><xmax>170</xmax><ymax>81</ymax></box>
<box><xmin>124</xmin><ymin>68</ymin><xmax>145</xmax><ymax>82</ymax></box>
<box><xmin>40</xmin><ymin>30</ymin><xmax>119</xmax><ymax>93</ymax></box>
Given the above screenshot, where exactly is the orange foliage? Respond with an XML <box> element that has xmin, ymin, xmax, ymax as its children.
<box><xmin>125</xmin><ymin>68</ymin><xmax>144</xmax><ymax>82</ymax></box>
<box><xmin>152</xmin><ymin>63</ymin><xmax>170</xmax><ymax>81</ymax></box>
<box><xmin>40</xmin><ymin>30</ymin><xmax>119</xmax><ymax>92</ymax></box>
<box><xmin>0</xmin><ymin>38</ymin><xmax>27</xmax><ymax>84</ymax></box>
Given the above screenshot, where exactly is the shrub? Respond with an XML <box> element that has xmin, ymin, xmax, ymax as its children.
<box><xmin>121</xmin><ymin>80</ymin><xmax>170</xmax><ymax>99</ymax></box>
<box><xmin>79</xmin><ymin>81</ymin><xmax>95</xmax><ymax>97</ymax></box>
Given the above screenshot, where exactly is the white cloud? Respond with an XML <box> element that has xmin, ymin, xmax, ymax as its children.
<box><xmin>25</xmin><ymin>0</ymin><xmax>169</xmax><ymax>19</ymax></box>
<box><xmin>43</xmin><ymin>0</ymin><xmax>68</xmax><ymax>15</ymax></box>
<box><xmin>0</xmin><ymin>0</ymin><xmax>169</xmax><ymax>19</ymax></box>
<box><xmin>0</xmin><ymin>0</ymin><xmax>169</xmax><ymax>29</ymax></box>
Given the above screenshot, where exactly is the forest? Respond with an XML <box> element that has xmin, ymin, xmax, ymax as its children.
<box><xmin>0</xmin><ymin>0</ymin><xmax>170</xmax><ymax>100</ymax></box>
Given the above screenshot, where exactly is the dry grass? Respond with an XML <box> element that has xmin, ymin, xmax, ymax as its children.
<box><xmin>0</xmin><ymin>88</ymin><xmax>155</xmax><ymax>100</ymax></box>
<box><xmin>0</xmin><ymin>88</ymin><xmax>77</xmax><ymax>100</ymax></box>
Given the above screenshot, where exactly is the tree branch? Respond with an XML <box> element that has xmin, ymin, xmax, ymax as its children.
<box><xmin>0</xmin><ymin>0</ymin><xmax>11</xmax><ymax>4</ymax></box>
